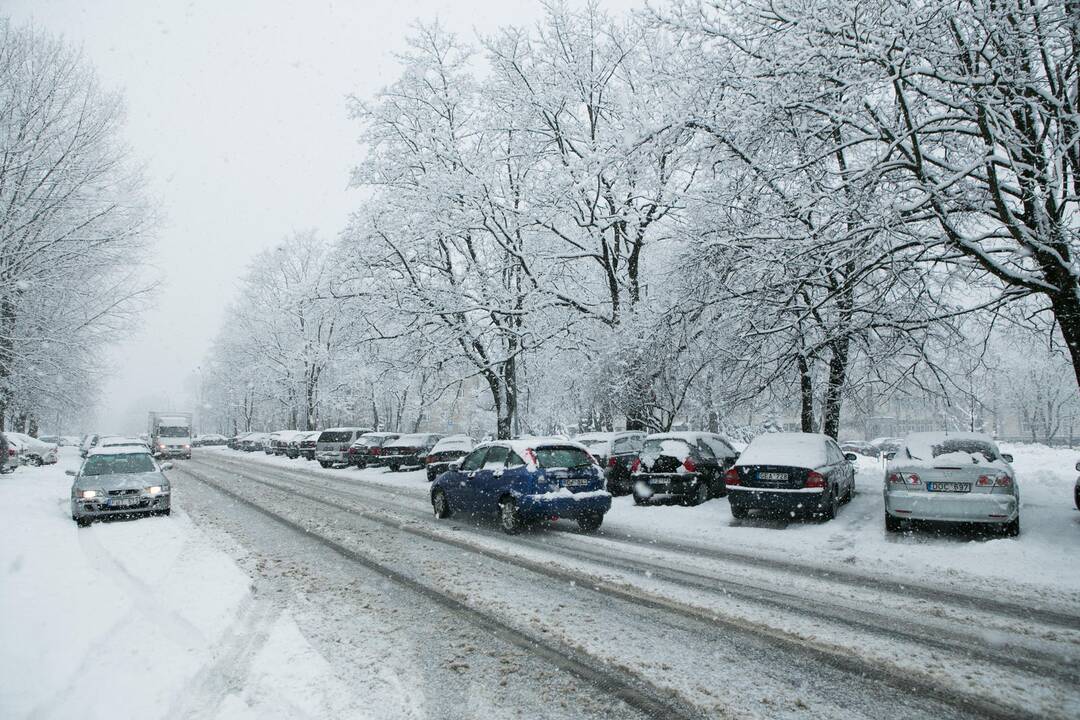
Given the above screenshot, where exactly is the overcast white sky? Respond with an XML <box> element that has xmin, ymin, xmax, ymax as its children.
<box><xmin>5</xmin><ymin>0</ymin><xmax>639</xmax><ymax>434</ymax></box>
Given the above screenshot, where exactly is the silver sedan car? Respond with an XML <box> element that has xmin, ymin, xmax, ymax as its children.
<box><xmin>884</xmin><ymin>432</ymin><xmax>1019</xmax><ymax>536</ymax></box>
<box><xmin>69</xmin><ymin>447</ymin><xmax>173</xmax><ymax>527</ymax></box>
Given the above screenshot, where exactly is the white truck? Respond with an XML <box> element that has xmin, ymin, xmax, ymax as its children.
<box><xmin>148</xmin><ymin>411</ymin><xmax>193</xmax><ymax>459</ymax></box>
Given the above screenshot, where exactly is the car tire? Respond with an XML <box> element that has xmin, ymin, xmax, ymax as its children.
<box><xmin>1002</xmin><ymin>516</ymin><xmax>1020</xmax><ymax>537</ymax></box>
<box><xmin>820</xmin><ymin>486</ymin><xmax>838</xmax><ymax>521</ymax></box>
<box><xmin>318</xmin><ymin>461</ymin><xmax>331</xmax><ymax>468</ymax></box>
<box><xmin>884</xmin><ymin>513</ymin><xmax>902</xmax><ymax>533</ymax></box>
<box><xmin>578</xmin><ymin>513</ymin><xmax>603</xmax><ymax>533</ymax></box>
<box><xmin>75</xmin><ymin>516</ymin><xmax>92</xmax><ymax>527</ymax></box>
<box><xmin>691</xmin><ymin>480</ymin><xmax>710</xmax><ymax>506</ymax></box>
<box><xmin>432</xmin><ymin>489</ymin><xmax>451</xmax><ymax>519</ymax></box>
<box><xmin>499</xmin><ymin>497</ymin><xmax>523</xmax><ymax>535</ymax></box>
<box><xmin>730</xmin><ymin>503</ymin><xmax>748</xmax><ymax>520</ymax></box>
<box><xmin>389</xmin><ymin>463</ymin><xmax>400</xmax><ymax>473</ymax></box>
<box><xmin>632</xmin><ymin>492</ymin><xmax>648</xmax><ymax>506</ymax></box>
<box><xmin>1075</xmin><ymin>485</ymin><xmax>1079</xmax><ymax>511</ymax></box>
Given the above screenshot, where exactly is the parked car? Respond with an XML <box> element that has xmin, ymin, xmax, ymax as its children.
<box><xmin>5</xmin><ymin>432</ymin><xmax>58</xmax><ymax>466</ymax></box>
<box><xmin>316</xmin><ymin>427</ymin><xmax>371</xmax><ymax>468</ymax></box>
<box><xmin>630</xmin><ymin>432</ymin><xmax>739</xmax><ymax>506</ymax></box>
<box><xmin>1075</xmin><ymin>460</ymin><xmax>1080</xmax><ymax>511</ymax></box>
<box><xmin>268</xmin><ymin>430</ymin><xmax>306</xmax><ymax>457</ymax></box>
<box><xmin>425</xmin><ymin>435</ymin><xmax>473</xmax><ymax>481</ymax></box>
<box><xmin>193</xmin><ymin>433</ymin><xmax>228</xmax><ymax>447</ymax></box>
<box><xmin>79</xmin><ymin>433</ymin><xmax>100</xmax><ymax>458</ymax></box>
<box><xmin>726</xmin><ymin>432</ymin><xmax>856</xmax><ymax>520</ymax></box>
<box><xmin>347</xmin><ymin>432</ymin><xmax>400</xmax><ymax>468</ymax></box>
<box><xmin>430</xmin><ymin>439</ymin><xmax>611</xmax><ymax>534</ymax></box>
<box><xmin>298</xmin><ymin>431</ymin><xmax>319</xmax><ymax>460</ymax></box>
<box><xmin>381</xmin><ymin>433</ymin><xmax>443</xmax><ymax>471</ymax></box>
<box><xmin>884</xmin><ymin>432</ymin><xmax>1020</xmax><ymax>536</ymax></box>
<box><xmin>68</xmin><ymin>446</ymin><xmax>173</xmax><ymax>527</ymax></box>
<box><xmin>286</xmin><ymin>431</ymin><xmax>317</xmax><ymax>459</ymax></box>
<box><xmin>840</xmin><ymin>440</ymin><xmax>878</xmax><ymax>458</ymax></box>
<box><xmin>871</xmin><ymin>437</ymin><xmax>904</xmax><ymax>460</ymax></box>
<box><xmin>574</xmin><ymin>431</ymin><xmax>646</xmax><ymax>495</ymax></box>
<box><xmin>238</xmin><ymin>432</ymin><xmax>270</xmax><ymax>452</ymax></box>
<box><xmin>0</xmin><ymin>432</ymin><xmax>16</xmax><ymax>474</ymax></box>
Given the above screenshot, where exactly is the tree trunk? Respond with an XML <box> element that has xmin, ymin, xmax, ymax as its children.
<box><xmin>1052</xmin><ymin>290</ymin><xmax>1080</xmax><ymax>393</ymax></box>
<box><xmin>821</xmin><ymin>337</ymin><xmax>850</xmax><ymax>439</ymax></box>
<box><xmin>798</xmin><ymin>354</ymin><xmax>815</xmax><ymax>432</ymax></box>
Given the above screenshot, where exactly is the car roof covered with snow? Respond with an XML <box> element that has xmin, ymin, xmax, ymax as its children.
<box><xmin>430</xmin><ymin>435</ymin><xmax>472</xmax><ymax>452</ymax></box>
<box><xmin>386</xmin><ymin>433</ymin><xmax>439</xmax><ymax>446</ymax></box>
<box><xmin>735</xmin><ymin>432</ymin><xmax>831</xmax><ymax>469</ymax></box>
<box><xmin>87</xmin><ymin>445</ymin><xmax>152</xmax><ymax>457</ymax></box>
<box><xmin>891</xmin><ymin>432</ymin><xmax>1007</xmax><ymax>469</ymax></box>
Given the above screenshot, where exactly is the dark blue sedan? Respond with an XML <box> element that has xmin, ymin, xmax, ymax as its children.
<box><xmin>430</xmin><ymin>439</ymin><xmax>612</xmax><ymax>534</ymax></box>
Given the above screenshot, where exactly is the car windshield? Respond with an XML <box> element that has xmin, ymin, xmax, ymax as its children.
<box><xmin>641</xmin><ymin>438</ymin><xmax>692</xmax><ymax>461</ymax></box>
<box><xmin>534</xmin><ymin>446</ymin><xmax>593</xmax><ymax>469</ymax></box>
<box><xmin>907</xmin><ymin>438</ymin><xmax>999</xmax><ymax>462</ymax></box>
<box><xmin>158</xmin><ymin>426</ymin><xmax>189</xmax><ymax>437</ymax></box>
<box><xmin>319</xmin><ymin>431</ymin><xmax>352</xmax><ymax>443</ymax></box>
<box><xmin>82</xmin><ymin>453</ymin><xmax>156</xmax><ymax>476</ymax></box>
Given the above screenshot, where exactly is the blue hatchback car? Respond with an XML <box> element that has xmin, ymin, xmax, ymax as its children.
<box><xmin>430</xmin><ymin>439</ymin><xmax>612</xmax><ymax>534</ymax></box>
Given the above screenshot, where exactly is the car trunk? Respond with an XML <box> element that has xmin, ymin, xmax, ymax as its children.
<box><xmin>734</xmin><ymin>464</ymin><xmax>814</xmax><ymax>490</ymax></box>
<box><xmin>897</xmin><ymin>464</ymin><xmax>997</xmax><ymax>494</ymax></box>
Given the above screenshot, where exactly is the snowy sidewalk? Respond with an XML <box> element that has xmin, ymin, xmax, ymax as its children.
<box><xmin>0</xmin><ymin>448</ymin><xmax>361</xmax><ymax>720</ymax></box>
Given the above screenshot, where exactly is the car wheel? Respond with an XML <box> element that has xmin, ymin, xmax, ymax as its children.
<box><xmin>820</xmin><ymin>486</ymin><xmax>838</xmax><ymax>521</ymax></box>
<box><xmin>730</xmin><ymin>503</ymin><xmax>748</xmax><ymax>520</ymax></box>
<box><xmin>632</xmin><ymin>491</ymin><xmax>648</xmax><ymax>506</ymax></box>
<box><xmin>389</xmin><ymin>463</ymin><xmax>400</xmax><ymax>472</ymax></box>
<box><xmin>318</xmin><ymin>461</ymin><xmax>331</xmax><ymax>469</ymax></box>
<box><xmin>432</xmin><ymin>489</ymin><xmax>451</xmax><ymax>519</ymax></box>
<box><xmin>75</xmin><ymin>516</ymin><xmax>92</xmax><ymax>527</ymax></box>
<box><xmin>1002</xmin><ymin>516</ymin><xmax>1020</xmax><ymax>537</ymax></box>
<box><xmin>499</xmin><ymin>497</ymin><xmax>523</xmax><ymax>535</ymax></box>
<box><xmin>31</xmin><ymin>456</ymin><xmax>43</xmax><ymax>466</ymax></box>
<box><xmin>692</xmin><ymin>480</ymin><xmax>710</xmax><ymax>506</ymax></box>
<box><xmin>884</xmin><ymin>513</ymin><xmax>902</xmax><ymax>533</ymax></box>
<box><xmin>578</xmin><ymin>513</ymin><xmax>603</xmax><ymax>533</ymax></box>
<box><xmin>1075</xmin><ymin>485</ymin><xmax>1079</xmax><ymax>511</ymax></box>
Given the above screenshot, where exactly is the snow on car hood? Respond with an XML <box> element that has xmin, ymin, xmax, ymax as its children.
<box><xmin>74</xmin><ymin>472</ymin><xmax>163</xmax><ymax>491</ymax></box>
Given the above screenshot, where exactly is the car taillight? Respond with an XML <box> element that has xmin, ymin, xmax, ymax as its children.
<box><xmin>723</xmin><ymin>467</ymin><xmax>740</xmax><ymax>486</ymax></box>
<box><xmin>371</xmin><ymin>447</ymin><xmax>381</xmax><ymax>456</ymax></box>
<box><xmin>977</xmin><ymin>473</ymin><xmax>1012</xmax><ymax>487</ymax></box>
<box><xmin>427</xmin><ymin>456</ymin><xmax>437</xmax><ymax>464</ymax></box>
<box><xmin>347</xmin><ymin>447</ymin><xmax>356</xmax><ymax>454</ymax></box>
<box><xmin>683</xmin><ymin>458</ymin><xmax>697</xmax><ymax>473</ymax></box>
<box><xmin>630</xmin><ymin>458</ymin><xmax>641</xmax><ymax>473</ymax></box>
<box><xmin>887</xmin><ymin>472</ymin><xmax>920</xmax><ymax>485</ymax></box>
<box><xmin>608</xmin><ymin>456</ymin><xmax>617</xmax><ymax>468</ymax></box>
<box><xmin>804</xmin><ymin>471</ymin><xmax>827</xmax><ymax>489</ymax></box>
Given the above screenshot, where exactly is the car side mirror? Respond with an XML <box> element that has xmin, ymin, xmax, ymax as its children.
<box><xmin>1000</xmin><ymin>453</ymin><xmax>1013</xmax><ymax>464</ymax></box>
<box><xmin>1075</xmin><ymin>460</ymin><xmax>1080</xmax><ymax>472</ymax></box>
<box><xmin>844</xmin><ymin>453</ymin><xmax>858</xmax><ymax>462</ymax></box>
<box><xmin>65</xmin><ymin>469</ymin><xmax>76</xmax><ymax>477</ymax></box>
<box><xmin>884</xmin><ymin>451</ymin><xmax>896</xmax><ymax>461</ymax></box>
<box><xmin>161</xmin><ymin>462</ymin><xmax>174</xmax><ymax>471</ymax></box>
<box><xmin>448</xmin><ymin>462</ymin><xmax>461</xmax><ymax>472</ymax></box>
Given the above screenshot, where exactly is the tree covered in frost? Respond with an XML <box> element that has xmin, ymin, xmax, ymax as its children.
<box><xmin>0</xmin><ymin>20</ymin><xmax>153</xmax><ymax>432</ymax></box>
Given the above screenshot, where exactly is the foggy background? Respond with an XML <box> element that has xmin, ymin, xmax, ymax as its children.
<box><xmin>4</xmin><ymin>0</ymin><xmax>636</xmax><ymax>434</ymax></box>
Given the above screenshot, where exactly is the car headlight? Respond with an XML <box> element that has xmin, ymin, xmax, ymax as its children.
<box><xmin>147</xmin><ymin>485</ymin><xmax>165</xmax><ymax>495</ymax></box>
<box><xmin>79</xmin><ymin>490</ymin><xmax>98</xmax><ymax>499</ymax></box>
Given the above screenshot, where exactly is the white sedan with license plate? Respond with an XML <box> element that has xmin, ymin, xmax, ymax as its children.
<box><xmin>884</xmin><ymin>432</ymin><xmax>1019</xmax><ymax>535</ymax></box>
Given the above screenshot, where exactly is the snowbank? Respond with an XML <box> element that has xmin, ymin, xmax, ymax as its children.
<box><xmin>0</xmin><ymin>448</ymin><xmax>359</xmax><ymax>720</ymax></box>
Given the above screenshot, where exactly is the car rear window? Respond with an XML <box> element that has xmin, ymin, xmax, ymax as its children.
<box><xmin>641</xmin><ymin>438</ymin><xmax>692</xmax><ymax>462</ymax></box>
<box><xmin>319</xmin><ymin>431</ymin><xmax>352</xmax><ymax>443</ymax></box>
<box><xmin>907</xmin><ymin>438</ymin><xmax>999</xmax><ymax>462</ymax></box>
<box><xmin>535</xmin><ymin>446</ymin><xmax>594</xmax><ymax>469</ymax></box>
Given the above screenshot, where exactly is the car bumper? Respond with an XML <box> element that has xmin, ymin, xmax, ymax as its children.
<box><xmin>517</xmin><ymin>490</ymin><xmax>612</xmax><ymax>520</ymax></box>
<box><xmin>636</xmin><ymin>474</ymin><xmax>706</xmax><ymax>499</ymax></box>
<box><xmin>316</xmin><ymin>451</ymin><xmax>347</xmax><ymax>464</ymax></box>
<box><xmin>384</xmin><ymin>454</ymin><xmax>421</xmax><ymax>466</ymax></box>
<box><xmin>884</xmin><ymin>489</ymin><xmax>1018</xmax><ymax>523</ymax></box>
<box><xmin>73</xmin><ymin>494</ymin><xmax>170</xmax><ymax>518</ymax></box>
<box><xmin>728</xmin><ymin>486</ymin><xmax>826</xmax><ymax>514</ymax></box>
<box><xmin>158</xmin><ymin>448</ymin><xmax>190</xmax><ymax>458</ymax></box>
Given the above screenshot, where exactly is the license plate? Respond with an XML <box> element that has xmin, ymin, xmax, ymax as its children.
<box><xmin>759</xmin><ymin>472</ymin><xmax>788</xmax><ymax>481</ymax></box>
<box><xmin>564</xmin><ymin>477</ymin><xmax>590</xmax><ymax>488</ymax></box>
<box><xmin>927</xmin><ymin>482</ymin><xmax>970</xmax><ymax>493</ymax></box>
<box><xmin>109</xmin><ymin>497</ymin><xmax>141</xmax><ymax>508</ymax></box>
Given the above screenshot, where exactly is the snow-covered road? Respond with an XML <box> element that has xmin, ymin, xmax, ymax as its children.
<box><xmin>3</xmin><ymin>445</ymin><xmax>1079</xmax><ymax>719</ymax></box>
